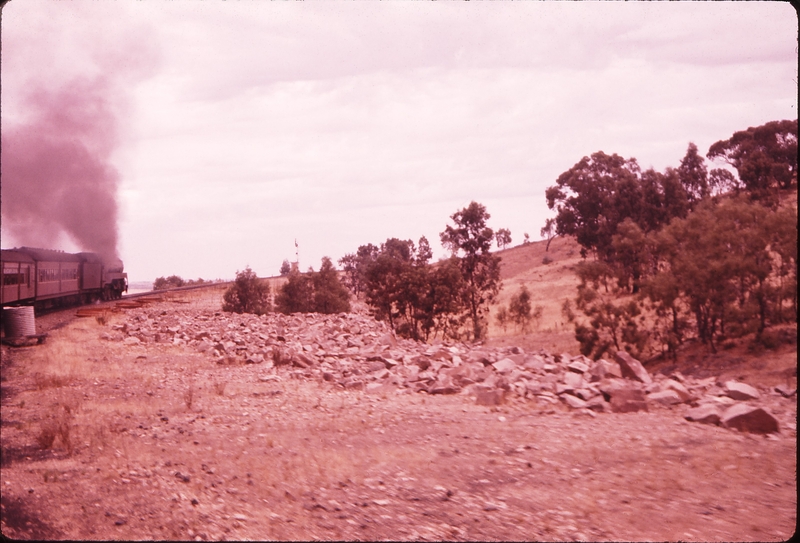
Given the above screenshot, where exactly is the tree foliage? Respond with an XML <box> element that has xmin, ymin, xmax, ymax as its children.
<box><xmin>545</xmin><ymin>151</ymin><xmax>692</xmax><ymax>262</ymax></box>
<box><xmin>571</xmin><ymin>261</ymin><xmax>649</xmax><ymax>360</ymax></box>
<box><xmin>153</xmin><ymin>275</ymin><xmax>209</xmax><ymax>290</ymax></box>
<box><xmin>440</xmin><ymin>201</ymin><xmax>502</xmax><ymax>340</ymax></box>
<box><xmin>222</xmin><ymin>267</ymin><xmax>272</xmax><ymax>315</ymax></box>
<box><xmin>707</xmin><ymin>119</ymin><xmax>798</xmax><ymax>201</ymax></box>
<box><xmin>275</xmin><ymin>257</ymin><xmax>351</xmax><ymax>315</ymax></box>
<box><xmin>648</xmin><ymin>196</ymin><xmax>797</xmax><ymax>350</ymax></box>
<box><xmin>495</xmin><ymin>228</ymin><xmax>512</xmax><ymax>250</ymax></box>
<box><xmin>279</xmin><ymin>259</ymin><xmax>292</xmax><ymax>276</ymax></box>
<box><xmin>508</xmin><ymin>286</ymin><xmax>533</xmax><ymax>332</ymax></box>
<box><xmin>358</xmin><ymin>237</ymin><xmax>465</xmax><ymax>341</ymax></box>
<box><xmin>549</xmin><ymin>121</ymin><xmax>798</xmax><ymax>357</ymax></box>
<box><xmin>338</xmin><ymin>243</ymin><xmax>379</xmax><ymax>297</ymax></box>
<box><xmin>153</xmin><ymin>275</ymin><xmax>185</xmax><ymax>290</ymax></box>
<box><xmin>347</xmin><ymin>203</ymin><xmax>503</xmax><ymax>342</ymax></box>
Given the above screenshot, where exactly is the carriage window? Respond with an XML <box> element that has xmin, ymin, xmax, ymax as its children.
<box><xmin>61</xmin><ymin>268</ymin><xmax>78</xmax><ymax>281</ymax></box>
<box><xmin>3</xmin><ymin>266</ymin><xmax>21</xmax><ymax>286</ymax></box>
<box><xmin>39</xmin><ymin>268</ymin><xmax>59</xmax><ymax>282</ymax></box>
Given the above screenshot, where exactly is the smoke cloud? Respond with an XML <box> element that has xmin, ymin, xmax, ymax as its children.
<box><xmin>1</xmin><ymin>77</ymin><xmax>121</xmax><ymax>262</ymax></box>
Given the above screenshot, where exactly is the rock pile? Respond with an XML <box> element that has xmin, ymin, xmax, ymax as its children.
<box><xmin>103</xmin><ymin>306</ymin><xmax>793</xmax><ymax>436</ymax></box>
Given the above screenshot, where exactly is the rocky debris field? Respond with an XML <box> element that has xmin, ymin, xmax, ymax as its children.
<box><xmin>108</xmin><ymin>303</ymin><xmax>796</xmax><ymax>436</ymax></box>
<box><xmin>1</xmin><ymin>294</ymin><xmax>797</xmax><ymax>541</ymax></box>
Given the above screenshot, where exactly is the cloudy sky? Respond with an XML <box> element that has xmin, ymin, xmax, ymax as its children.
<box><xmin>1</xmin><ymin>1</ymin><xmax>797</xmax><ymax>283</ymax></box>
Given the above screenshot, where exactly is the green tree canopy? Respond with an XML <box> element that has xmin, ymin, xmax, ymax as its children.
<box><xmin>440</xmin><ymin>201</ymin><xmax>502</xmax><ymax>340</ymax></box>
<box><xmin>495</xmin><ymin>228</ymin><xmax>512</xmax><ymax>250</ymax></box>
<box><xmin>707</xmin><ymin>119</ymin><xmax>798</xmax><ymax>200</ymax></box>
<box><xmin>222</xmin><ymin>267</ymin><xmax>271</xmax><ymax>315</ymax></box>
<box><xmin>276</xmin><ymin>257</ymin><xmax>350</xmax><ymax>315</ymax></box>
<box><xmin>545</xmin><ymin>151</ymin><xmax>694</xmax><ymax>262</ymax></box>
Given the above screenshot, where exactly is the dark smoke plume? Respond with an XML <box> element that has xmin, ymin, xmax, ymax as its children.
<box><xmin>1</xmin><ymin>77</ymin><xmax>121</xmax><ymax>262</ymax></box>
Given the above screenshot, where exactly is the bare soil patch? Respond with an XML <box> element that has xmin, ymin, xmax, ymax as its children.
<box><xmin>1</xmin><ymin>287</ymin><xmax>796</xmax><ymax>541</ymax></box>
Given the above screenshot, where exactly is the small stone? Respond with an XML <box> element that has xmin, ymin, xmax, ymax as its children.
<box><xmin>584</xmin><ymin>396</ymin><xmax>609</xmax><ymax>412</ymax></box>
<box><xmin>562</xmin><ymin>394</ymin><xmax>587</xmax><ymax>409</ymax></box>
<box><xmin>647</xmin><ymin>389</ymin><xmax>683</xmax><ymax>406</ymax></box>
<box><xmin>475</xmin><ymin>387</ymin><xmax>505</xmax><ymax>406</ymax></box>
<box><xmin>567</xmin><ymin>361</ymin><xmax>589</xmax><ymax>374</ymax></box>
<box><xmin>684</xmin><ymin>405</ymin><xmax>721</xmax><ymax>426</ymax></box>
<box><xmin>775</xmin><ymin>384</ymin><xmax>797</xmax><ymax>398</ymax></box>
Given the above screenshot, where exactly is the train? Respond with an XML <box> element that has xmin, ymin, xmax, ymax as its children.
<box><xmin>1</xmin><ymin>247</ymin><xmax>128</xmax><ymax>310</ymax></box>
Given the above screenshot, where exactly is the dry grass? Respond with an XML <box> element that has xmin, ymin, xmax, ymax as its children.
<box><xmin>488</xmin><ymin>236</ymin><xmax>583</xmax><ymax>344</ymax></box>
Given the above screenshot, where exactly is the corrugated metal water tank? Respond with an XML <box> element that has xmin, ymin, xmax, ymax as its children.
<box><xmin>3</xmin><ymin>306</ymin><xmax>36</xmax><ymax>337</ymax></box>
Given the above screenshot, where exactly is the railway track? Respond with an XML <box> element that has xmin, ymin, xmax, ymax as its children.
<box><xmin>2</xmin><ymin>282</ymin><xmax>231</xmax><ymax>340</ymax></box>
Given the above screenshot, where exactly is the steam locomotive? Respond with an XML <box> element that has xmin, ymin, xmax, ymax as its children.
<box><xmin>1</xmin><ymin>247</ymin><xmax>128</xmax><ymax>309</ymax></box>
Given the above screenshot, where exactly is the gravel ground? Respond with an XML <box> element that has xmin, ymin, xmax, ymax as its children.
<box><xmin>1</xmin><ymin>290</ymin><xmax>796</xmax><ymax>541</ymax></box>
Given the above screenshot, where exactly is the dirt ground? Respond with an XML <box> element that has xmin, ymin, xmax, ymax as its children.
<box><xmin>1</xmin><ymin>288</ymin><xmax>796</xmax><ymax>541</ymax></box>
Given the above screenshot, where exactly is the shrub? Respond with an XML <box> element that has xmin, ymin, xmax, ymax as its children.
<box><xmin>222</xmin><ymin>266</ymin><xmax>272</xmax><ymax>315</ymax></box>
<box><xmin>153</xmin><ymin>275</ymin><xmax>185</xmax><ymax>290</ymax></box>
<box><xmin>509</xmin><ymin>286</ymin><xmax>533</xmax><ymax>332</ymax></box>
<box><xmin>495</xmin><ymin>306</ymin><xmax>510</xmax><ymax>333</ymax></box>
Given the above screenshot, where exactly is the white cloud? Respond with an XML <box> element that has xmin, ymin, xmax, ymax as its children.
<box><xmin>2</xmin><ymin>1</ymin><xmax>797</xmax><ymax>281</ymax></box>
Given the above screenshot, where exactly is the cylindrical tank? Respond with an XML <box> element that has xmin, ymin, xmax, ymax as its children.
<box><xmin>2</xmin><ymin>306</ymin><xmax>36</xmax><ymax>337</ymax></box>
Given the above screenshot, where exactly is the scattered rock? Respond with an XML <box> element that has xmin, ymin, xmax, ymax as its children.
<box><xmin>662</xmin><ymin>379</ymin><xmax>692</xmax><ymax>402</ymax></box>
<box><xmin>647</xmin><ymin>389</ymin><xmax>683</xmax><ymax>406</ymax></box>
<box><xmin>721</xmin><ymin>404</ymin><xmax>780</xmax><ymax>434</ymax></box>
<box><xmin>774</xmin><ymin>384</ymin><xmax>797</xmax><ymax>398</ymax></box>
<box><xmin>492</xmin><ymin>358</ymin><xmax>517</xmax><ymax>374</ymax></box>
<box><xmin>614</xmin><ymin>351</ymin><xmax>652</xmax><ymax>385</ymax></box>
<box><xmin>111</xmin><ymin>305</ymin><xmax>789</xmax><ymax>435</ymax></box>
<box><xmin>684</xmin><ymin>405</ymin><xmax>722</xmax><ymax>426</ymax></box>
<box><xmin>609</xmin><ymin>388</ymin><xmax>648</xmax><ymax>413</ymax></box>
<box><xmin>474</xmin><ymin>386</ymin><xmax>505</xmax><ymax>406</ymax></box>
<box><xmin>562</xmin><ymin>394</ymin><xmax>587</xmax><ymax>409</ymax></box>
<box><xmin>724</xmin><ymin>381</ymin><xmax>760</xmax><ymax>401</ymax></box>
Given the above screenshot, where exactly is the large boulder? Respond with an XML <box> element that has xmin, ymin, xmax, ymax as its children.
<box><xmin>724</xmin><ymin>381</ymin><xmax>761</xmax><ymax>401</ymax></box>
<box><xmin>721</xmin><ymin>404</ymin><xmax>779</xmax><ymax>434</ymax></box>
<box><xmin>614</xmin><ymin>351</ymin><xmax>652</xmax><ymax>385</ymax></box>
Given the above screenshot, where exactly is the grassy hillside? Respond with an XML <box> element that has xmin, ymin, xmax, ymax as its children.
<box><xmin>488</xmin><ymin>234</ymin><xmax>796</xmax><ymax>389</ymax></box>
<box><xmin>485</xmin><ymin>236</ymin><xmax>583</xmax><ymax>354</ymax></box>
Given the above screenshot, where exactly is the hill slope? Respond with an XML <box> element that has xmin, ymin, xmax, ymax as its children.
<box><xmin>489</xmin><ymin>236</ymin><xmax>796</xmax><ymax>389</ymax></box>
<box><xmin>486</xmin><ymin>236</ymin><xmax>583</xmax><ymax>354</ymax></box>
